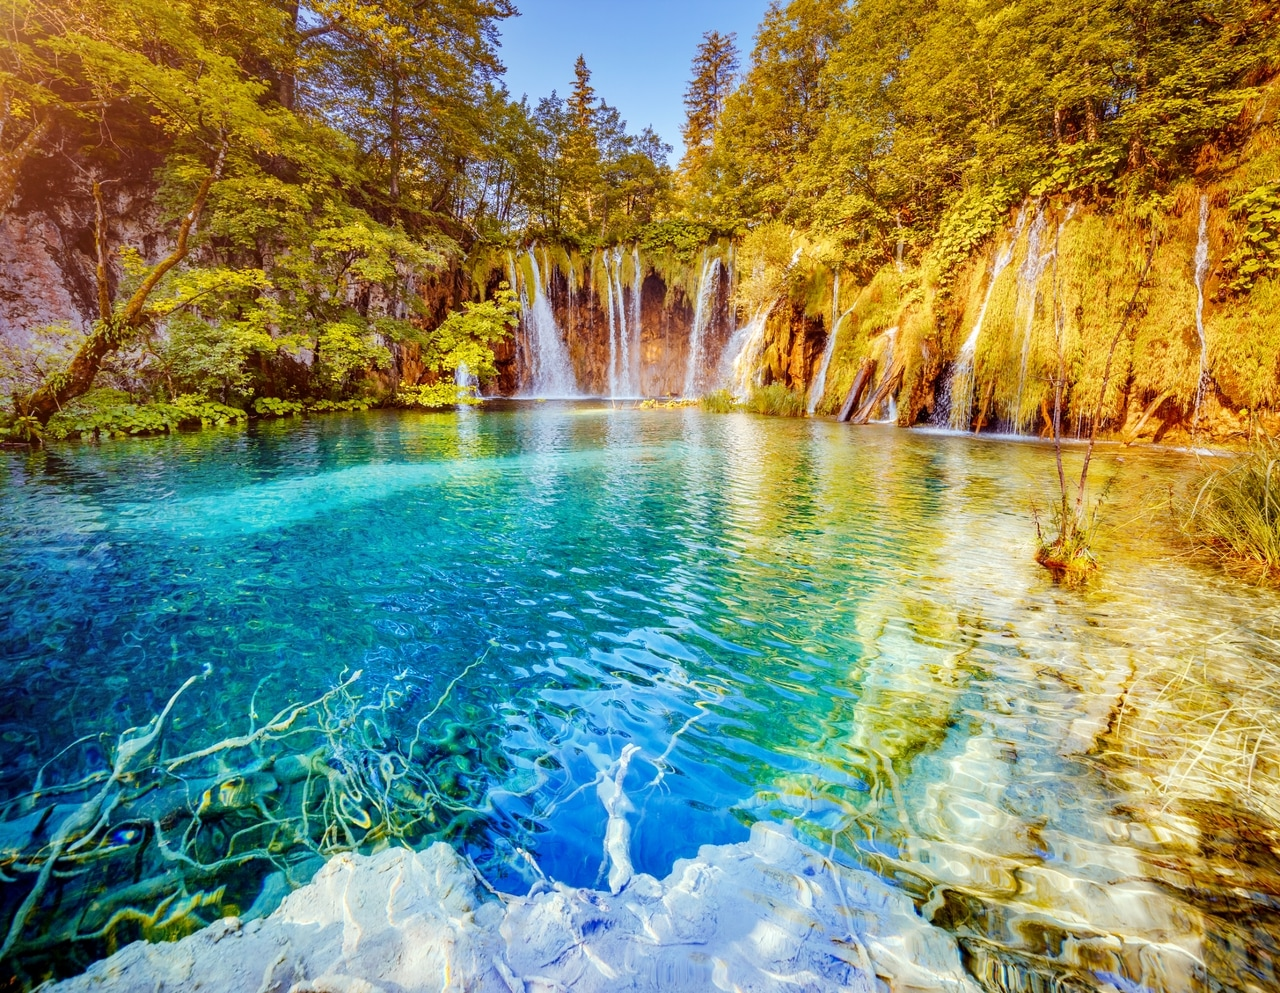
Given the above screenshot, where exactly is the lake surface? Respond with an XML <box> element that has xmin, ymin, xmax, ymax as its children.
<box><xmin>2</xmin><ymin>405</ymin><xmax>1278</xmax><ymax>990</ymax></box>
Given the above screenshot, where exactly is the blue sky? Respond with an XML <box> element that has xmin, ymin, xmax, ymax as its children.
<box><xmin>497</xmin><ymin>0</ymin><xmax>773</xmax><ymax>159</ymax></box>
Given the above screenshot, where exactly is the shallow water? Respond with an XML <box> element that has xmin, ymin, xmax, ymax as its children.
<box><xmin>2</xmin><ymin>407</ymin><xmax>1278</xmax><ymax>990</ymax></box>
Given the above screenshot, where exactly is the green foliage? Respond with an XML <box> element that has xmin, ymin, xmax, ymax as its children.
<box><xmin>744</xmin><ymin>383</ymin><xmax>806</xmax><ymax>417</ymax></box>
<box><xmin>406</xmin><ymin>282</ymin><xmax>519</xmax><ymax>384</ymax></box>
<box><xmin>253</xmin><ymin>397</ymin><xmax>304</xmax><ymax>417</ymax></box>
<box><xmin>306</xmin><ymin>398</ymin><xmax>374</xmax><ymax>413</ymax></box>
<box><xmin>932</xmin><ymin>185</ymin><xmax>1018</xmax><ymax>285</ymax></box>
<box><xmin>0</xmin><ymin>322</ymin><xmax>82</xmax><ymax>400</ymax></box>
<box><xmin>699</xmin><ymin>389</ymin><xmax>739</xmax><ymax>413</ymax></box>
<box><xmin>1222</xmin><ymin>182</ymin><xmax>1280</xmax><ymax>295</ymax></box>
<box><xmin>1183</xmin><ymin>437</ymin><xmax>1280</xmax><ymax>572</ymax></box>
<box><xmin>639</xmin><ymin>219</ymin><xmax>715</xmax><ymax>263</ymax></box>
<box><xmin>395</xmin><ymin>383</ymin><xmax>476</xmax><ymax>409</ymax></box>
<box><xmin>45</xmin><ymin>392</ymin><xmax>247</xmax><ymax>440</ymax></box>
<box><xmin>0</xmin><ymin>414</ymin><xmax>44</xmax><ymax>445</ymax></box>
<box><xmin>316</xmin><ymin>321</ymin><xmax>392</xmax><ymax>387</ymax></box>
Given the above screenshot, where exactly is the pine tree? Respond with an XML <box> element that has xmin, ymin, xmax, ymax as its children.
<box><xmin>561</xmin><ymin>55</ymin><xmax>602</xmax><ymax>229</ymax></box>
<box><xmin>679</xmin><ymin>31</ymin><xmax>739</xmax><ymax>179</ymax></box>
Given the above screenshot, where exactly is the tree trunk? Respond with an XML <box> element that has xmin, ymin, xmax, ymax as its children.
<box><xmin>852</xmin><ymin>361</ymin><xmax>903</xmax><ymax>424</ymax></box>
<box><xmin>389</xmin><ymin>77</ymin><xmax>402</xmax><ymax>207</ymax></box>
<box><xmin>19</xmin><ymin>141</ymin><xmax>227</xmax><ymax>421</ymax></box>
<box><xmin>838</xmin><ymin>359</ymin><xmax>876</xmax><ymax>422</ymax></box>
<box><xmin>92</xmin><ymin>181</ymin><xmax>112</xmax><ymax>321</ymax></box>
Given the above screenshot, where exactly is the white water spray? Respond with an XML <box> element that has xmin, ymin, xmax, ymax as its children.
<box><xmin>1011</xmin><ymin>208</ymin><xmax>1055</xmax><ymax>432</ymax></box>
<box><xmin>513</xmin><ymin>249</ymin><xmax>578</xmax><ymax>398</ymax></box>
<box><xmin>942</xmin><ymin>209</ymin><xmax>1028</xmax><ymax>430</ymax></box>
<box><xmin>683</xmin><ymin>252</ymin><xmax>721</xmax><ymax>396</ymax></box>
<box><xmin>1192</xmin><ymin>194</ymin><xmax>1211</xmax><ymax>429</ymax></box>
<box><xmin>630</xmin><ymin>247</ymin><xmax>643</xmax><ymax>394</ymax></box>
<box><xmin>873</xmin><ymin>326</ymin><xmax>900</xmax><ymax>423</ymax></box>
<box><xmin>721</xmin><ymin>303</ymin><xmax>777</xmax><ymax>399</ymax></box>
<box><xmin>807</xmin><ymin>273</ymin><xmax>853</xmax><ymax>415</ymax></box>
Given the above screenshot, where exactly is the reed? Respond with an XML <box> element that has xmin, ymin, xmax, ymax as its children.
<box><xmin>1183</xmin><ymin>435</ymin><xmax>1280</xmax><ymax>572</ymax></box>
<box><xmin>744</xmin><ymin>383</ymin><xmax>805</xmax><ymax>417</ymax></box>
<box><xmin>699</xmin><ymin>388</ymin><xmax>738</xmax><ymax>413</ymax></box>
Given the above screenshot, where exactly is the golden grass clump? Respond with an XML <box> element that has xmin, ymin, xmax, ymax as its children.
<box><xmin>744</xmin><ymin>383</ymin><xmax>806</xmax><ymax>417</ymax></box>
<box><xmin>1183</xmin><ymin>436</ymin><xmax>1280</xmax><ymax>572</ymax></box>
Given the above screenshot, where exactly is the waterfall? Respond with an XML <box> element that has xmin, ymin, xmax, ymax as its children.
<box><xmin>613</xmin><ymin>247</ymin><xmax>634</xmax><ymax>396</ymax></box>
<box><xmin>942</xmin><ymin>209</ymin><xmax>1028</xmax><ymax>430</ymax></box>
<box><xmin>630</xmin><ymin>247</ymin><xmax>643</xmax><ymax>395</ymax></box>
<box><xmin>514</xmin><ymin>248</ymin><xmax>578</xmax><ymax>398</ymax></box>
<box><xmin>605</xmin><ymin>250</ymin><xmax>619</xmax><ymax>397</ymax></box>
<box><xmin>683</xmin><ymin>252</ymin><xmax>721</xmax><ymax>397</ymax></box>
<box><xmin>873</xmin><ymin>326</ymin><xmax>900</xmax><ymax>423</ymax></box>
<box><xmin>1011</xmin><ymin>208</ymin><xmax>1053</xmax><ymax>433</ymax></box>
<box><xmin>1193</xmin><ymin>194</ymin><xmax>1211</xmax><ymax>429</ymax></box>
<box><xmin>721</xmin><ymin>303</ymin><xmax>777</xmax><ymax>399</ymax></box>
<box><xmin>807</xmin><ymin>273</ymin><xmax>853</xmax><ymax>415</ymax></box>
<box><xmin>455</xmin><ymin>362</ymin><xmax>478</xmax><ymax>397</ymax></box>
<box><xmin>603</xmin><ymin>246</ymin><xmax>639</xmax><ymax>399</ymax></box>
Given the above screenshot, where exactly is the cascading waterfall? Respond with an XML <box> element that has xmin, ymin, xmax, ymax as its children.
<box><xmin>513</xmin><ymin>248</ymin><xmax>578</xmax><ymax>397</ymax></box>
<box><xmin>1011</xmin><ymin>208</ymin><xmax>1053</xmax><ymax>432</ymax></box>
<box><xmin>603</xmin><ymin>246</ymin><xmax>640</xmax><ymax>398</ymax></box>
<box><xmin>873</xmin><ymin>326</ymin><xmax>900</xmax><ymax>423</ymax></box>
<box><xmin>1192</xmin><ymin>194</ymin><xmax>1211</xmax><ymax>429</ymax></box>
<box><xmin>683</xmin><ymin>252</ymin><xmax>721</xmax><ymax>397</ymax></box>
<box><xmin>630</xmin><ymin>247</ymin><xmax>643</xmax><ymax>393</ymax></box>
<box><xmin>942</xmin><ymin>208</ymin><xmax>1028</xmax><ymax>430</ymax></box>
<box><xmin>722</xmin><ymin>303</ymin><xmax>777</xmax><ymax>399</ymax></box>
<box><xmin>455</xmin><ymin>362</ymin><xmax>478</xmax><ymax>396</ymax></box>
<box><xmin>605</xmin><ymin>250</ymin><xmax>620</xmax><ymax>397</ymax></box>
<box><xmin>807</xmin><ymin>273</ymin><xmax>854</xmax><ymax>415</ymax></box>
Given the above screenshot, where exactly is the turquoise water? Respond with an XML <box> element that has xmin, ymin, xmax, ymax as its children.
<box><xmin>2</xmin><ymin>406</ymin><xmax>1279</xmax><ymax>990</ymax></box>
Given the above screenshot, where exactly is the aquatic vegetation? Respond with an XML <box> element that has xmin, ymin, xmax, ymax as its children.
<box><xmin>395</xmin><ymin>383</ymin><xmax>478</xmax><ymax>408</ymax></box>
<box><xmin>744</xmin><ymin>383</ymin><xmax>805</xmax><ymax>417</ymax></box>
<box><xmin>0</xmin><ymin>658</ymin><xmax>485</xmax><ymax>983</ymax></box>
<box><xmin>698</xmin><ymin>388</ymin><xmax>738</xmax><ymax>413</ymax></box>
<box><xmin>252</xmin><ymin>397</ymin><xmax>304</xmax><ymax>417</ymax></box>
<box><xmin>1183</xmin><ymin>435</ymin><xmax>1280</xmax><ymax>572</ymax></box>
<box><xmin>44</xmin><ymin>393</ymin><xmax>247</xmax><ymax>440</ymax></box>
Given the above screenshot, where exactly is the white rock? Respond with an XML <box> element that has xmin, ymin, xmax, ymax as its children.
<box><xmin>53</xmin><ymin>823</ymin><xmax>980</xmax><ymax>993</ymax></box>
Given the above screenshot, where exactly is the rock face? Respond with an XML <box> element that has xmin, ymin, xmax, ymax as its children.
<box><xmin>52</xmin><ymin>822</ymin><xmax>979</xmax><ymax>993</ymax></box>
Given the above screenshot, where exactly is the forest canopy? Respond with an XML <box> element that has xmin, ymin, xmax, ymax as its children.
<box><xmin>0</xmin><ymin>0</ymin><xmax>1275</xmax><ymax>424</ymax></box>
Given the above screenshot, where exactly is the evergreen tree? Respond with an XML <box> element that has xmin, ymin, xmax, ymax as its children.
<box><xmin>679</xmin><ymin>31</ymin><xmax>739</xmax><ymax>179</ymax></box>
<box><xmin>562</xmin><ymin>55</ymin><xmax>602</xmax><ymax>230</ymax></box>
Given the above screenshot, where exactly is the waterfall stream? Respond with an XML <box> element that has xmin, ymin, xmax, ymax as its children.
<box><xmin>722</xmin><ymin>304</ymin><xmax>777</xmax><ymax>399</ymax></box>
<box><xmin>683</xmin><ymin>253</ymin><xmax>721</xmax><ymax>397</ymax></box>
<box><xmin>1193</xmin><ymin>194</ymin><xmax>1211</xmax><ymax>429</ymax></box>
<box><xmin>630</xmin><ymin>247</ymin><xmax>643</xmax><ymax>395</ymax></box>
<box><xmin>873</xmin><ymin>326</ymin><xmax>899</xmax><ymax>423</ymax></box>
<box><xmin>1012</xmin><ymin>208</ymin><xmax>1053</xmax><ymax>432</ymax></box>
<box><xmin>514</xmin><ymin>249</ymin><xmax>578</xmax><ymax>398</ymax></box>
<box><xmin>942</xmin><ymin>209</ymin><xmax>1028</xmax><ymax>430</ymax></box>
<box><xmin>807</xmin><ymin>273</ymin><xmax>852</xmax><ymax>415</ymax></box>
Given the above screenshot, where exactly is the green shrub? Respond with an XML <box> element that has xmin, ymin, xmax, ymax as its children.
<box><xmin>744</xmin><ymin>383</ymin><xmax>805</xmax><ymax>417</ymax></box>
<box><xmin>395</xmin><ymin>383</ymin><xmax>476</xmax><ymax>408</ymax></box>
<box><xmin>253</xmin><ymin>397</ymin><xmax>304</xmax><ymax>417</ymax></box>
<box><xmin>699</xmin><ymin>389</ymin><xmax>739</xmax><ymax>413</ymax></box>
<box><xmin>305</xmin><ymin>398</ymin><xmax>374</xmax><ymax>413</ymax></box>
<box><xmin>45</xmin><ymin>393</ymin><xmax>247</xmax><ymax>439</ymax></box>
<box><xmin>1183</xmin><ymin>436</ymin><xmax>1280</xmax><ymax>572</ymax></box>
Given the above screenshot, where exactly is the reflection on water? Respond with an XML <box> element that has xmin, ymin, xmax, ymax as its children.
<box><xmin>1</xmin><ymin>407</ymin><xmax>1278</xmax><ymax>990</ymax></box>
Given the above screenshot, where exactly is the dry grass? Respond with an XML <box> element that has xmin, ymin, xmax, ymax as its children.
<box><xmin>1183</xmin><ymin>436</ymin><xmax>1280</xmax><ymax>572</ymax></box>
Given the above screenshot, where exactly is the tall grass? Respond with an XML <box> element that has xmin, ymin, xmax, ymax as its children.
<box><xmin>744</xmin><ymin>383</ymin><xmax>806</xmax><ymax>417</ymax></box>
<box><xmin>1183</xmin><ymin>436</ymin><xmax>1280</xmax><ymax>571</ymax></box>
<box><xmin>699</xmin><ymin>389</ymin><xmax>738</xmax><ymax>413</ymax></box>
